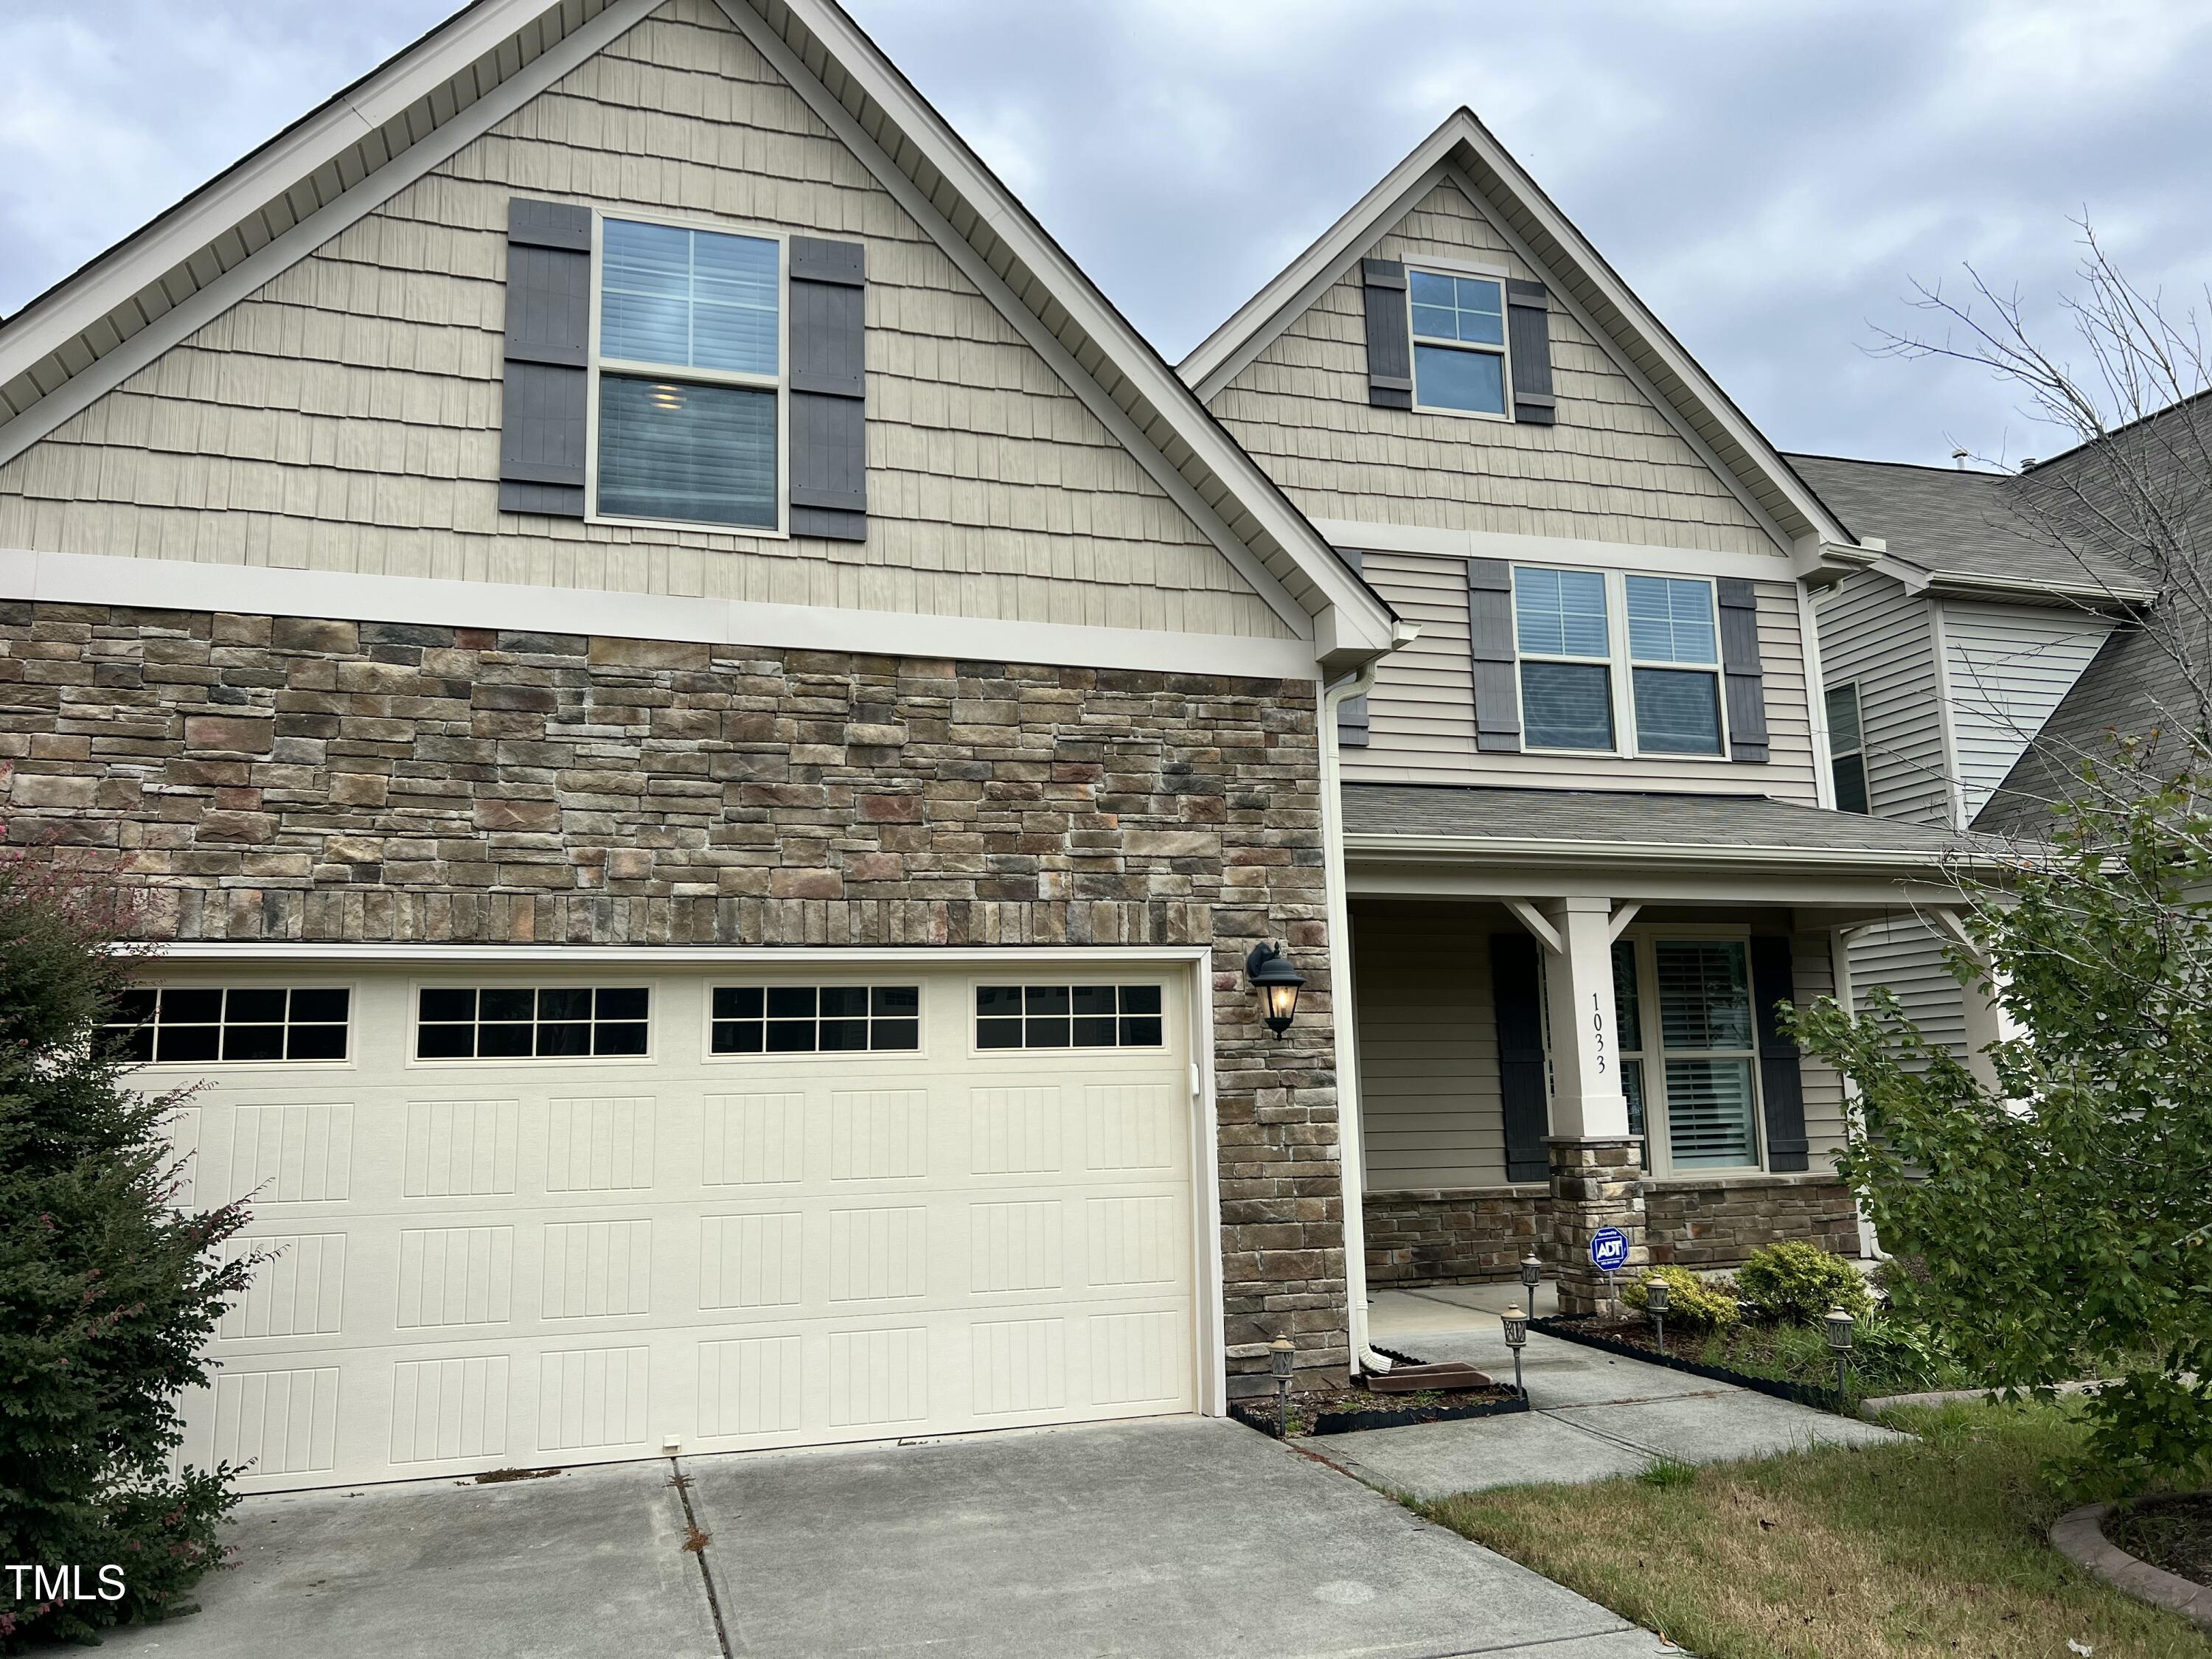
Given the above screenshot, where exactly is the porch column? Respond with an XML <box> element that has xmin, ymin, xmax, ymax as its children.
<box><xmin>1514</xmin><ymin>896</ymin><xmax>1648</xmax><ymax>1317</ymax></box>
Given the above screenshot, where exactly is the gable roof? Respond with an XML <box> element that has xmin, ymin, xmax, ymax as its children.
<box><xmin>0</xmin><ymin>0</ymin><xmax>1398</xmax><ymax>664</ymax></box>
<box><xmin>1177</xmin><ymin>108</ymin><xmax>1858</xmax><ymax>564</ymax></box>
<box><xmin>1787</xmin><ymin>452</ymin><xmax>2154</xmax><ymax>605</ymax></box>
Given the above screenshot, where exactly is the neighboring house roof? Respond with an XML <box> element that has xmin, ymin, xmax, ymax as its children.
<box><xmin>0</xmin><ymin>0</ymin><xmax>1398</xmax><ymax>662</ymax></box>
<box><xmin>1343</xmin><ymin>782</ymin><xmax>1992</xmax><ymax>873</ymax></box>
<box><xmin>1176</xmin><ymin>108</ymin><xmax>1857</xmax><ymax>563</ymax></box>
<box><xmin>1785</xmin><ymin>453</ymin><xmax>2153</xmax><ymax>605</ymax></box>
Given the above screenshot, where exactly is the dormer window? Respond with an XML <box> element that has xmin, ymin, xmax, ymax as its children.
<box><xmin>1408</xmin><ymin>269</ymin><xmax>1509</xmax><ymax>417</ymax></box>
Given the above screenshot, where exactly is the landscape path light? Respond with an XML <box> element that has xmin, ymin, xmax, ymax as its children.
<box><xmin>1245</xmin><ymin>943</ymin><xmax>1307</xmax><ymax>1039</ymax></box>
<box><xmin>1519</xmin><ymin>1253</ymin><xmax>1543</xmax><ymax>1317</ymax></box>
<box><xmin>1500</xmin><ymin>1304</ymin><xmax>1528</xmax><ymax>1398</ymax></box>
<box><xmin>1645</xmin><ymin>1274</ymin><xmax>1670</xmax><ymax>1355</ymax></box>
<box><xmin>1824</xmin><ymin>1307</ymin><xmax>1856</xmax><ymax>1412</ymax></box>
<box><xmin>1269</xmin><ymin>1338</ymin><xmax>1296</xmax><ymax>1439</ymax></box>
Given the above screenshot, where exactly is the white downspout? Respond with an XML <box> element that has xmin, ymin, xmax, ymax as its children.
<box><xmin>1320</xmin><ymin>658</ymin><xmax>1386</xmax><ymax>1374</ymax></box>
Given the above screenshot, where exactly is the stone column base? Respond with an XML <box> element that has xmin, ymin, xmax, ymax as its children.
<box><xmin>1545</xmin><ymin>1136</ymin><xmax>1649</xmax><ymax>1317</ymax></box>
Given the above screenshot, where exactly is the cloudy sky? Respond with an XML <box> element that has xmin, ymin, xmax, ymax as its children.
<box><xmin>5</xmin><ymin>0</ymin><xmax>2209</xmax><ymax>467</ymax></box>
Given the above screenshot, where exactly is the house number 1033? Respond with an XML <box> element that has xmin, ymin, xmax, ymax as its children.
<box><xmin>1590</xmin><ymin>992</ymin><xmax>1608</xmax><ymax>1075</ymax></box>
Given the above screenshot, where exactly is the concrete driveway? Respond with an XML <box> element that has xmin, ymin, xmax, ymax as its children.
<box><xmin>88</xmin><ymin>1416</ymin><xmax>1673</xmax><ymax>1659</ymax></box>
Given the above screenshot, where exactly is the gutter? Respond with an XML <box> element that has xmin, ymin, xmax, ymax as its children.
<box><xmin>1343</xmin><ymin>832</ymin><xmax>1994</xmax><ymax>880</ymax></box>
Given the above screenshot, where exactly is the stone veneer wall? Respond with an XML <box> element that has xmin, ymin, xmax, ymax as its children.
<box><xmin>1367</xmin><ymin>1174</ymin><xmax>1862</xmax><ymax>1287</ymax></box>
<box><xmin>1363</xmin><ymin>1186</ymin><xmax>1545</xmax><ymax>1288</ymax></box>
<box><xmin>1645</xmin><ymin>1176</ymin><xmax>1861</xmax><ymax>1267</ymax></box>
<box><xmin>0</xmin><ymin>601</ymin><xmax>1344</xmax><ymax>1394</ymax></box>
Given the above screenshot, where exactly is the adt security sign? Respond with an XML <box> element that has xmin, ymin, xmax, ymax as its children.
<box><xmin>1589</xmin><ymin>1226</ymin><xmax>1630</xmax><ymax>1273</ymax></box>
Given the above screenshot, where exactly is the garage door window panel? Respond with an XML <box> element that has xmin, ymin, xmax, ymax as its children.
<box><xmin>975</xmin><ymin>984</ymin><xmax>1164</xmax><ymax>1050</ymax></box>
<box><xmin>415</xmin><ymin>987</ymin><xmax>650</xmax><ymax>1060</ymax></box>
<box><xmin>105</xmin><ymin>986</ymin><xmax>352</xmax><ymax>1065</ymax></box>
<box><xmin>709</xmin><ymin>985</ymin><xmax>921</xmax><ymax>1055</ymax></box>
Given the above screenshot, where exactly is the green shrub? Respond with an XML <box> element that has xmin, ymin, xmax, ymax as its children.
<box><xmin>1736</xmin><ymin>1240</ymin><xmax>1874</xmax><ymax>1324</ymax></box>
<box><xmin>1622</xmin><ymin>1265</ymin><xmax>1738</xmax><ymax>1330</ymax></box>
<box><xmin>0</xmin><ymin>858</ymin><xmax>250</xmax><ymax>1650</ymax></box>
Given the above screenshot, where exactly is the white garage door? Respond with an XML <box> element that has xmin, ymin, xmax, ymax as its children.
<box><xmin>141</xmin><ymin>961</ymin><xmax>1200</xmax><ymax>1492</ymax></box>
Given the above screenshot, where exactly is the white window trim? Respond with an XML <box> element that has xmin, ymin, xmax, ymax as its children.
<box><xmin>1511</xmin><ymin>563</ymin><xmax>1620</xmax><ymax>757</ymax></box>
<box><xmin>700</xmin><ymin>975</ymin><xmax>931</xmax><ymax>1065</ymax></box>
<box><xmin>1621</xmin><ymin>572</ymin><xmax>1728</xmax><ymax>760</ymax></box>
<box><xmin>1618</xmin><ymin>929</ymin><xmax>1767</xmax><ymax>1178</ymax></box>
<box><xmin>1404</xmin><ymin>255</ymin><xmax>1513</xmax><ymax>424</ymax></box>
<box><xmin>583</xmin><ymin>206</ymin><xmax>793</xmax><ymax>540</ymax></box>
<box><xmin>1510</xmin><ymin>567</ymin><xmax>1732</xmax><ymax>760</ymax></box>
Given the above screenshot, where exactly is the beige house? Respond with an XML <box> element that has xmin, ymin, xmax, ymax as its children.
<box><xmin>0</xmin><ymin>1</ymin><xmax>1974</xmax><ymax>1493</ymax></box>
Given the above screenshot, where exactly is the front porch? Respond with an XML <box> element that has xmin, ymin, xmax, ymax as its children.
<box><xmin>1338</xmin><ymin>784</ymin><xmax>1993</xmax><ymax>1320</ymax></box>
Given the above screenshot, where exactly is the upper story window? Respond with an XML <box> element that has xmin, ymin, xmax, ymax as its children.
<box><xmin>1514</xmin><ymin>568</ymin><xmax>1614</xmax><ymax>751</ymax></box>
<box><xmin>1624</xmin><ymin>576</ymin><xmax>1723</xmax><ymax>755</ymax></box>
<box><xmin>1408</xmin><ymin>270</ymin><xmax>1509</xmax><ymax>417</ymax></box>
<box><xmin>594</xmin><ymin>218</ymin><xmax>782</xmax><ymax>531</ymax></box>
<box><xmin>1509</xmin><ymin>567</ymin><xmax>1728</xmax><ymax>758</ymax></box>
<box><xmin>1826</xmin><ymin>681</ymin><xmax>1868</xmax><ymax>813</ymax></box>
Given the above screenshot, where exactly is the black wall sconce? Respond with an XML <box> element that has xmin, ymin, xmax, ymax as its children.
<box><xmin>1245</xmin><ymin>942</ymin><xmax>1306</xmax><ymax>1038</ymax></box>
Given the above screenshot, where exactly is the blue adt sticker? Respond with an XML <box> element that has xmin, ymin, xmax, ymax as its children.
<box><xmin>1589</xmin><ymin>1226</ymin><xmax>1630</xmax><ymax>1273</ymax></box>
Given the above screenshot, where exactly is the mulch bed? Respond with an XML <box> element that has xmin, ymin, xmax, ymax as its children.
<box><xmin>2110</xmin><ymin>1494</ymin><xmax>2212</xmax><ymax>1587</ymax></box>
<box><xmin>1531</xmin><ymin>1314</ymin><xmax>1844</xmax><ymax>1411</ymax></box>
<box><xmin>1230</xmin><ymin>1381</ymin><xmax>1525</xmax><ymax>1438</ymax></box>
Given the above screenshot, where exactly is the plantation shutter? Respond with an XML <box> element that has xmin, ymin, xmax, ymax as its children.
<box><xmin>1505</xmin><ymin>279</ymin><xmax>1557</xmax><ymax>425</ymax></box>
<box><xmin>1750</xmin><ymin>935</ymin><xmax>1809</xmax><ymax>1172</ymax></box>
<box><xmin>787</xmin><ymin>236</ymin><xmax>869</xmax><ymax>541</ymax></box>
<box><xmin>1493</xmin><ymin>931</ymin><xmax>1550</xmax><ymax>1182</ymax></box>
<box><xmin>1337</xmin><ymin>549</ymin><xmax>1371</xmax><ymax>747</ymax></box>
<box><xmin>1718</xmin><ymin>578</ymin><xmax>1770</xmax><ymax>763</ymax></box>
<box><xmin>499</xmin><ymin>198</ymin><xmax>593</xmax><ymax>518</ymax></box>
<box><xmin>1361</xmin><ymin>259</ymin><xmax>1413</xmax><ymax>410</ymax></box>
<box><xmin>1467</xmin><ymin>557</ymin><xmax>1523</xmax><ymax>754</ymax></box>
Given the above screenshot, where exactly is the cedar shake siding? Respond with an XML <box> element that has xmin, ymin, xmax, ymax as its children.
<box><xmin>0</xmin><ymin>601</ymin><xmax>1346</xmax><ymax>1391</ymax></box>
<box><xmin>0</xmin><ymin>0</ymin><xmax>1290</xmax><ymax>644</ymax></box>
<box><xmin>1209</xmin><ymin>181</ymin><xmax>1777</xmax><ymax>557</ymax></box>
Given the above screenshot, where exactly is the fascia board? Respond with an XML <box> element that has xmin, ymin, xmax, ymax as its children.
<box><xmin>0</xmin><ymin>0</ymin><xmax>576</xmax><ymax>394</ymax></box>
<box><xmin>1342</xmin><ymin>831</ymin><xmax>1994</xmax><ymax>881</ymax></box>
<box><xmin>1180</xmin><ymin>145</ymin><xmax>1458</xmax><ymax>400</ymax></box>
<box><xmin>734</xmin><ymin>0</ymin><xmax>1395</xmax><ymax>655</ymax></box>
<box><xmin>1921</xmin><ymin>570</ymin><xmax>2155</xmax><ymax>609</ymax></box>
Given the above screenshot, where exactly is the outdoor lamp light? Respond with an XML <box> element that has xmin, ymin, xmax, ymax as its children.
<box><xmin>1245</xmin><ymin>942</ymin><xmax>1307</xmax><ymax>1039</ymax></box>
<box><xmin>1825</xmin><ymin>1307</ymin><xmax>1856</xmax><ymax>1412</ymax></box>
<box><xmin>1519</xmin><ymin>1253</ymin><xmax>1543</xmax><ymax>1312</ymax></box>
<box><xmin>1501</xmin><ymin>1305</ymin><xmax>1528</xmax><ymax>1397</ymax></box>
<box><xmin>1645</xmin><ymin>1276</ymin><xmax>1670</xmax><ymax>1354</ymax></box>
<box><xmin>1269</xmin><ymin>1338</ymin><xmax>1296</xmax><ymax>1439</ymax></box>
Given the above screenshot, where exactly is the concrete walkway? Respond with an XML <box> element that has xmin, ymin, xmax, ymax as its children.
<box><xmin>1330</xmin><ymin>1287</ymin><xmax>1904</xmax><ymax>1501</ymax></box>
<box><xmin>88</xmin><ymin>1414</ymin><xmax>1680</xmax><ymax>1659</ymax></box>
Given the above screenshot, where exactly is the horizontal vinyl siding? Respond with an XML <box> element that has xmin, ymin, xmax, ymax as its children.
<box><xmin>1941</xmin><ymin>601</ymin><xmax>2114</xmax><ymax>821</ymax></box>
<box><xmin>1792</xmin><ymin>931</ymin><xmax>1847</xmax><ymax>1165</ymax></box>
<box><xmin>1815</xmin><ymin>573</ymin><xmax>1951</xmax><ymax>825</ymax></box>
<box><xmin>0</xmin><ymin>0</ymin><xmax>1292</xmax><ymax>643</ymax></box>
<box><xmin>1848</xmin><ymin>917</ymin><xmax>1966</xmax><ymax>1060</ymax></box>
<box><xmin>1211</xmin><ymin>181</ymin><xmax>1775</xmax><ymax>558</ymax></box>
<box><xmin>1342</xmin><ymin>549</ymin><xmax>1821</xmax><ymax>801</ymax></box>
<box><xmin>1355</xmin><ymin>901</ymin><xmax>1509</xmax><ymax>1192</ymax></box>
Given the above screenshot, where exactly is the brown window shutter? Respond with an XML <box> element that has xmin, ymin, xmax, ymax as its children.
<box><xmin>1505</xmin><ymin>279</ymin><xmax>1557</xmax><ymax>425</ymax></box>
<box><xmin>1361</xmin><ymin>259</ymin><xmax>1413</xmax><ymax>410</ymax></box>
<box><xmin>1718</xmin><ymin>578</ymin><xmax>1770</xmax><ymax>763</ymax></box>
<box><xmin>787</xmin><ymin>236</ymin><xmax>868</xmax><ymax>542</ymax></box>
<box><xmin>1467</xmin><ymin>557</ymin><xmax>1523</xmax><ymax>753</ymax></box>
<box><xmin>498</xmin><ymin>198</ymin><xmax>591</xmax><ymax>518</ymax></box>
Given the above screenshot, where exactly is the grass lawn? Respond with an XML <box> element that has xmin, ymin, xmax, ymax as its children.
<box><xmin>1422</xmin><ymin>1400</ymin><xmax>2212</xmax><ymax>1659</ymax></box>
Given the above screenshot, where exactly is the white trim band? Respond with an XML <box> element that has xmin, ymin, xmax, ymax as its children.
<box><xmin>0</xmin><ymin>548</ymin><xmax>1324</xmax><ymax>681</ymax></box>
<box><xmin>1311</xmin><ymin>520</ymin><xmax>1795</xmax><ymax>585</ymax></box>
